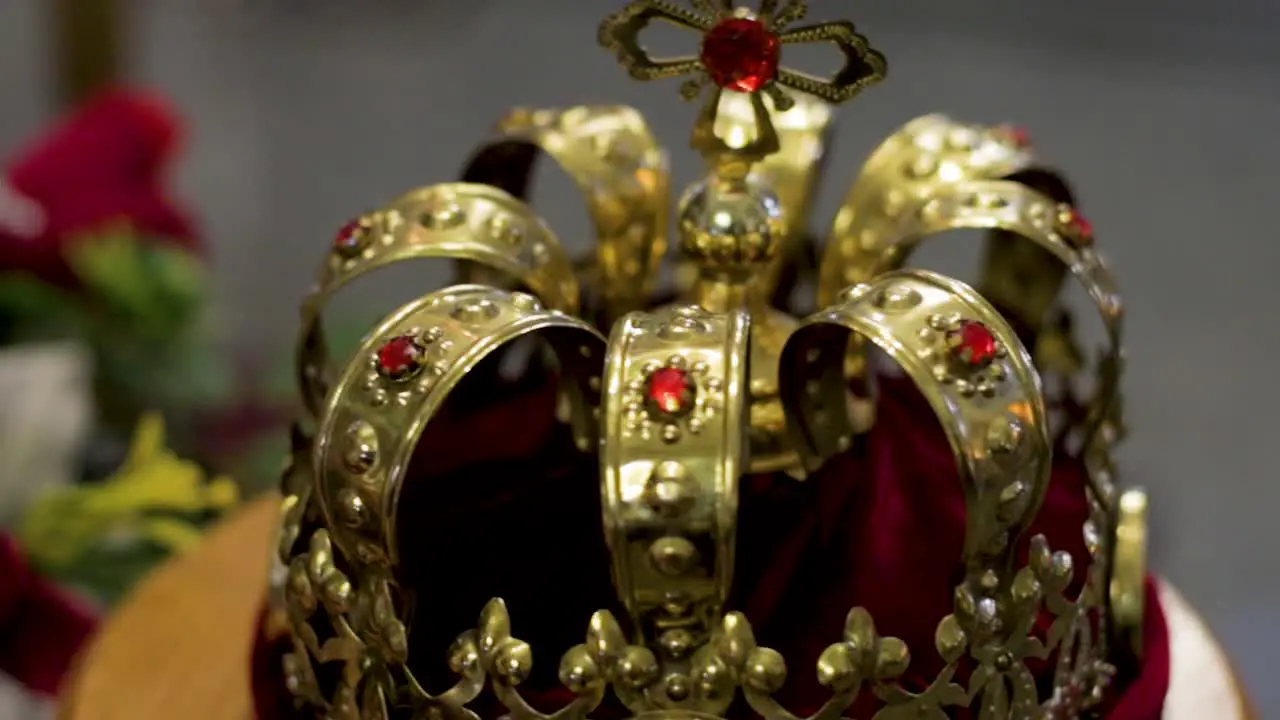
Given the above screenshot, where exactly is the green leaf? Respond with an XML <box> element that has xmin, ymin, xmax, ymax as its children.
<box><xmin>37</xmin><ymin>540</ymin><xmax>174</xmax><ymax>607</ymax></box>
<box><xmin>67</xmin><ymin>231</ymin><xmax>209</xmax><ymax>343</ymax></box>
<box><xmin>56</xmin><ymin>230</ymin><xmax>232</xmax><ymax>415</ymax></box>
<box><xmin>0</xmin><ymin>273</ymin><xmax>86</xmax><ymax>343</ymax></box>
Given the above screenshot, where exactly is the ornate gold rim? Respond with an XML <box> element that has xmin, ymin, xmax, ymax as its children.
<box><xmin>781</xmin><ymin>268</ymin><xmax>1051</xmax><ymax>545</ymax></box>
<box><xmin>459</xmin><ymin>105</ymin><xmax>670</xmax><ymax>324</ymax></box>
<box><xmin>295</xmin><ymin>183</ymin><xmax>581</xmax><ymax>418</ymax></box>
<box><xmin>774</xmin><ymin>270</ymin><xmax>1117</xmax><ymax>717</ymax></box>
<box><xmin>840</xmin><ymin>178</ymin><xmax>1123</xmax><ymax>462</ymax></box>
<box><xmin>818</xmin><ymin>114</ymin><xmax>1041</xmax><ymax>307</ymax></box>
<box><xmin>278</xmin><ymin>270</ymin><xmax>1128</xmax><ymax>720</ymax></box>
<box><xmin>599</xmin><ymin>305</ymin><xmax>749</xmax><ymax>654</ymax></box>
<box><xmin>310</xmin><ymin>284</ymin><xmax>604</xmax><ymax>567</ymax></box>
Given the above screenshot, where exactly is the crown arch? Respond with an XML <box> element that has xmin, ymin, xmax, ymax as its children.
<box><xmin>296</xmin><ymin>183</ymin><xmax>581</xmax><ymax>419</ymax></box>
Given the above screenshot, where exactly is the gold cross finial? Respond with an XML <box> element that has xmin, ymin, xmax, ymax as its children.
<box><xmin>599</xmin><ymin>0</ymin><xmax>885</xmax><ymax>173</ymax></box>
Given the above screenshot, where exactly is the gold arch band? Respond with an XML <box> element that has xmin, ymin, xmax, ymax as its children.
<box><xmin>1109</xmin><ymin>487</ymin><xmax>1149</xmax><ymax>666</ymax></box>
<box><xmin>459</xmin><ymin>105</ymin><xmax>670</xmax><ymax>324</ymax></box>
<box><xmin>600</xmin><ymin>306</ymin><xmax>749</xmax><ymax>675</ymax></box>
<box><xmin>819</xmin><ymin>114</ymin><xmax>1044</xmax><ymax>308</ymax></box>
<box><xmin>782</xmin><ymin>269</ymin><xmax>1051</xmax><ymax>549</ymax></box>
<box><xmin>312</xmin><ymin>284</ymin><xmax>604</xmax><ymax>567</ymax></box>
<box><xmin>825</xmin><ymin>179</ymin><xmax>1123</xmax><ymax>494</ymax></box>
<box><xmin>906</xmin><ymin>181</ymin><xmax>1121</xmax><ymax>452</ymax></box>
<box><xmin>779</xmin><ymin>270</ymin><xmax>1118</xmax><ymax>717</ymax></box>
<box><xmin>295</xmin><ymin>183</ymin><xmax>581</xmax><ymax>418</ymax></box>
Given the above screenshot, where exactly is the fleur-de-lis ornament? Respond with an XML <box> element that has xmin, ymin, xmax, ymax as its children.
<box><xmin>599</xmin><ymin>0</ymin><xmax>885</xmax><ymax>174</ymax></box>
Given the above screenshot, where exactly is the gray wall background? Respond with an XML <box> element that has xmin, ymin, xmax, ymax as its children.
<box><xmin>2</xmin><ymin>0</ymin><xmax>1277</xmax><ymax>712</ymax></box>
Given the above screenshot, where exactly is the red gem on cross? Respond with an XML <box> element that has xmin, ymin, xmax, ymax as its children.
<box><xmin>700</xmin><ymin>17</ymin><xmax>780</xmax><ymax>93</ymax></box>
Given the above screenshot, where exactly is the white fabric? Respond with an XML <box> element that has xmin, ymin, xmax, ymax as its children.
<box><xmin>0</xmin><ymin>673</ymin><xmax>53</xmax><ymax>720</ymax></box>
<box><xmin>0</xmin><ymin>342</ymin><xmax>93</xmax><ymax>525</ymax></box>
<box><xmin>0</xmin><ymin>181</ymin><xmax>45</xmax><ymax>239</ymax></box>
<box><xmin>1160</xmin><ymin>580</ymin><xmax>1246</xmax><ymax>720</ymax></box>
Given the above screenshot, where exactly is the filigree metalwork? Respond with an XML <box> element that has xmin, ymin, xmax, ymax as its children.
<box><xmin>597</xmin><ymin>0</ymin><xmax>886</xmax><ymax>110</ymax></box>
<box><xmin>274</xmin><ymin>2</ymin><xmax>1143</xmax><ymax>718</ymax></box>
<box><xmin>279</xmin><ymin>520</ymin><xmax>485</xmax><ymax>720</ymax></box>
<box><xmin>476</xmin><ymin>599</ymin><xmax>662</xmax><ymax>720</ymax></box>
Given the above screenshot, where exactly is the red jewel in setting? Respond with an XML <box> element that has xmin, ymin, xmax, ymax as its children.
<box><xmin>645</xmin><ymin>367</ymin><xmax>696</xmax><ymax>417</ymax></box>
<box><xmin>700</xmin><ymin>17</ymin><xmax>780</xmax><ymax>93</ymax></box>
<box><xmin>334</xmin><ymin>218</ymin><xmax>370</xmax><ymax>257</ymax></box>
<box><xmin>375</xmin><ymin>334</ymin><xmax>427</xmax><ymax>380</ymax></box>
<box><xmin>996</xmin><ymin>124</ymin><xmax>1031</xmax><ymax>149</ymax></box>
<box><xmin>947</xmin><ymin>320</ymin><xmax>999</xmax><ymax>369</ymax></box>
<box><xmin>1058</xmin><ymin>208</ymin><xmax>1094</xmax><ymax>246</ymax></box>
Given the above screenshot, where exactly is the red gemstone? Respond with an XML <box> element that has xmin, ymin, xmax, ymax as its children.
<box><xmin>1063</xmin><ymin>210</ymin><xmax>1094</xmax><ymax>245</ymax></box>
<box><xmin>948</xmin><ymin>320</ymin><xmax>998</xmax><ymax>368</ymax></box>
<box><xmin>334</xmin><ymin>218</ymin><xmax>368</xmax><ymax>255</ymax></box>
<box><xmin>700</xmin><ymin>17</ymin><xmax>780</xmax><ymax>93</ymax></box>
<box><xmin>376</xmin><ymin>335</ymin><xmax>425</xmax><ymax>379</ymax></box>
<box><xmin>997</xmin><ymin>124</ymin><xmax>1031</xmax><ymax>149</ymax></box>
<box><xmin>645</xmin><ymin>367</ymin><xmax>695</xmax><ymax>416</ymax></box>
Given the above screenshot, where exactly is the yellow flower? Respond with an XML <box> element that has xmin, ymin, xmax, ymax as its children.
<box><xmin>19</xmin><ymin>412</ymin><xmax>241</xmax><ymax>570</ymax></box>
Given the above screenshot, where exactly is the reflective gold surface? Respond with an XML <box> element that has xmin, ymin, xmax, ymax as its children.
<box><xmin>460</xmin><ymin>106</ymin><xmax>670</xmax><ymax>325</ymax></box>
<box><xmin>819</xmin><ymin>114</ymin><xmax>1040</xmax><ymax>307</ymax></box>
<box><xmin>312</xmin><ymin>284</ymin><xmax>603</xmax><ymax>566</ymax></box>
<box><xmin>676</xmin><ymin>91</ymin><xmax>834</xmax><ymax>303</ymax></box>
<box><xmin>295</xmin><ymin>183</ymin><xmax>580</xmax><ymax>418</ymax></box>
<box><xmin>601</xmin><ymin>306</ymin><xmax>749</xmax><ymax>701</ymax></box>
<box><xmin>836</xmin><ymin>178</ymin><xmax>1123</xmax><ymax>457</ymax></box>
<box><xmin>274</xmin><ymin>2</ymin><xmax>1150</xmax><ymax>717</ymax></box>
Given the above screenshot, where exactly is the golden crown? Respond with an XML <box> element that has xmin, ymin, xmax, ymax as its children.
<box><xmin>273</xmin><ymin>2</ymin><xmax>1148</xmax><ymax>718</ymax></box>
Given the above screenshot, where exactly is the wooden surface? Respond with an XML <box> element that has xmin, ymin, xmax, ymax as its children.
<box><xmin>60</xmin><ymin>494</ymin><xmax>280</xmax><ymax>720</ymax></box>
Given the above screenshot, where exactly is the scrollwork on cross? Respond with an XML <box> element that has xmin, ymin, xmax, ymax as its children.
<box><xmin>598</xmin><ymin>0</ymin><xmax>885</xmax><ymax>177</ymax></box>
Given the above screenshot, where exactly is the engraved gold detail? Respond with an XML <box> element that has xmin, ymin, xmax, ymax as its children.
<box><xmin>312</xmin><ymin>284</ymin><xmax>604</xmax><ymax>566</ymax></box>
<box><xmin>598</xmin><ymin>0</ymin><xmax>885</xmax><ymax>109</ymax></box>
<box><xmin>824</xmin><ymin>178</ymin><xmax>1124</xmax><ymax>498</ymax></box>
<box><xmin>295</xmin><ymin>183</ymin><xmax>581</xmax><ymax>418</ymax></box>
<box><xmin>819</xmin><ymin>114</ymin><xmax>1043</xmax><ymax>307</ymax></box>
<box><xmin>460</xmin><ymin>106</ymin><xmax>671</xmax><ymax>324</ymax></box>
<box><xmin>276</xmin><ymin>2</ymin><xmax>1145</xmax><ymax>718</ymax></box>
<box><xmin>602</xmin><ymin>307</ymin><xmax>748</xmax><ymax>675</ymax></box>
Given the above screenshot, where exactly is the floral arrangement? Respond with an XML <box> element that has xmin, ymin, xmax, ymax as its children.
<box><xmin>0</xmin><ymin>88</ymin><xmax>283</xmax><ymax>607</ymax></box>
<box><xmin>19</xmin><ymin>413</ymin><xmax>240</xmax><ymax>605</ymax></box>
<box><xmin>0</xmin><ymin>88</ymin><xmax>230</xmax><ymax>434</ymax></box>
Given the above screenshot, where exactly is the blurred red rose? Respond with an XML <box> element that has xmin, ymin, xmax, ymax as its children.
<box><xmin>0</xmin><ymin>87</ymin><xmax>202</xmax><ymax>288</ymax></box>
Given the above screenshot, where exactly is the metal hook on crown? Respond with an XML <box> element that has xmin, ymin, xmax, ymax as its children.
<box><xmin>599</xmin><ymin>0</ymin><xmax>886</xmax><ymax>474</ymax></box>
